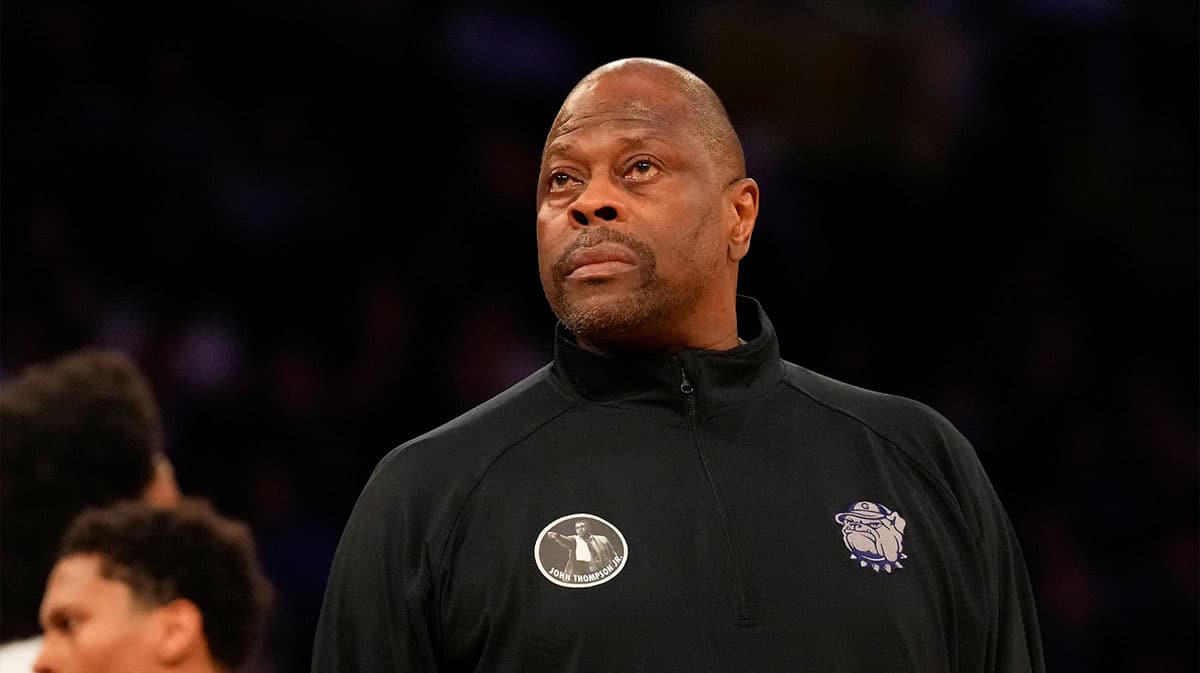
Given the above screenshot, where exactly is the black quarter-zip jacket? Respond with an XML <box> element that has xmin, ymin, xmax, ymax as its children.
<box><xmin>312</xmin><ymin>297</ymin><xmax>1045</xmax><ymax>673</ymax></box>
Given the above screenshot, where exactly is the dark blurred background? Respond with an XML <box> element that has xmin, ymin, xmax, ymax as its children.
<box><xmin>3</xmin><ymin>1</ymin><xmax>1196</xmax><ymax>671</ymax></box>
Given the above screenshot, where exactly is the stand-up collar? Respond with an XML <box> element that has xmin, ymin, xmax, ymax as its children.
<box><xmin>548</xmin><ymin>296</ymin><xmax>784</xmax><ymax>418</ymax></box>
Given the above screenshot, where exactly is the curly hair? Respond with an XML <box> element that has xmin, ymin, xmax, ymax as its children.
<box><xmin>60</xmin><ymin>497</ymin><xmax>274</xmax><ymax>670</ymax></box>
<box><xmin>0</xmin><ymin>348</ymin><xmax>167</xmax><ymax>640</ymax></box>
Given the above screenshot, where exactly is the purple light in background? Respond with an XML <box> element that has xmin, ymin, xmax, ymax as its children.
<box><xmin>165</xmin><ymin>315</ymin><xmax>247</xmax><ymax>397</ymax></box>
<box><xmin>444</xmin><ymin>11</ymin><xmax>577</xmax><ymax>87</ymax></box>
<box><xmin>1023</xmin><ymin>0</ymin><xmax>1118</xmax><ymax>22</ymax></box>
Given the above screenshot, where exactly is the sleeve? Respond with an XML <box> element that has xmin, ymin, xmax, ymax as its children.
<box><xmin>937</xmin><ymin>418</ymin><xmax>1046</xmax><ymax>673</ymax></box>
<box><xmin>973</xmin><ymin>465</ymin><xmax>1046</xmax><ymax>673</ymax></box>
<box><xmin>311</xmin><ymin>456</ymin><xmax>442</xmax><ymax>673</ymax></box>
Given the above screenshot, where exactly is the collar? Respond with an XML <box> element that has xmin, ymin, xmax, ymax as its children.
<box><xmin>548</xmin><ymin>296</ymin><xmax>784</xmax><ymax>418</ymax></box>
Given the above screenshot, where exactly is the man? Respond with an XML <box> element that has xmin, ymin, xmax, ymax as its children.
<box><xmin>1</xmin><ymin>349</ymin><xmax>182</xmax><ymax>672</ymax></box>
<box><xmin>546</xmin><ymin>520</ymin><xmax>617</xmax><ymax>575</ymax></box>
<box><xmin>32</xmin><ymin>498</ymin><xmax>273</xmax><ymax>673</ymax></box>
<box><xmin>313</xmin><ymin>57</ymin><xmax>1045</xmax><ymax>672</ymax></box>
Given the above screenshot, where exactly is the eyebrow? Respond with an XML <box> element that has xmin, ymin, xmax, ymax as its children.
<box><xmin>41</xmin><ymin>606</ymin><xmax>70</xmax><ymax>630</ymax></box>
<box><xmin>542</xmin><ymin>134</ymin><xmax>671</xmax><ymax>166</ymax></box>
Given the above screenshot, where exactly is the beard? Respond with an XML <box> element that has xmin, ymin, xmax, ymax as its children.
<box><xmin>545</xmin><ymin>227</ymin><xmax>706</xmax><ymax>342</ymax></box>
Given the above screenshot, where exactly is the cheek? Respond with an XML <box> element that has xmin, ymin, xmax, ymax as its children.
<box><xmin>108</xmin><ymin>634</ymin><xmax>157</xmax><ymax>673</ymax></box>
<box><xmin>680</xmin><ymin>195</ymin><xmax>728</xmax><ymax>251</ymax></box>
<box><xmin>661</xmin><ymin>223</ymin><xmax>724</xmax><ymax>278</ymax></box>
<box><xmin>536</xmin><ymin>227</ymin><xmax>575</xmax><ymax>300</ymax></box>
<box><xmin>535</xmin><ymin>217</ymin><xmax>560</xmax><ymax>279</ymax></box>
<box><xmin>78</xmin><ymin>618</ymin><xmax>153</xmax><ymax>672</ymax></box>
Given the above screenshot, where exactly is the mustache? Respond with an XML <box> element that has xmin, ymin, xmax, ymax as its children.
<box><xmin>552</xmin><ymin>228</ymin><xmax>656</xmax><ymax>280</ymax></box>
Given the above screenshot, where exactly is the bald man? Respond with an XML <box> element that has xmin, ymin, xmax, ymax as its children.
<box><xmin>313</xmin><ymin>58</ymin><xmax>1045</xmax><ymax>673</ymax></box>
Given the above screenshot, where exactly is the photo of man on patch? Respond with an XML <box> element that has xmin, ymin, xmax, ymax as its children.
<box><xmin>546</xmin><ymin>520</ymin><xmax>618</xmax><ymax>575</ymax></box>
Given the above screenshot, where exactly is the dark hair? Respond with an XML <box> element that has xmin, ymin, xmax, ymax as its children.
<box><xmin>60</xmin><ymin>497</ymin><xmax>274</xmax><ymax>670</ymax></box>
<box><xmin>0</xmin><ymin>348</ymin><xmax>168</xmax><ymax>640</ymax></box>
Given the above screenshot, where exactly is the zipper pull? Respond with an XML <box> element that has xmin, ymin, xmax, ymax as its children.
<box><xmin>679</xmin><ymin>366</ymin><xmax>695</xmax><ymax>395</ymax></box>
<box><xmin>677</xmin><ymin>358</ymin><xmax>697</xmax><ymax>417</ymax></box>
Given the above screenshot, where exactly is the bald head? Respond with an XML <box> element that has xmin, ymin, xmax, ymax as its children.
<box><xmin>545</xmin><ymin>58</ymin><xmax>746</xmax><ymax>184</ymax></box>
<box><xmin>535</xmin><ymin>57</ymin><xmax>760</xmax><ymax>352</ymax></box>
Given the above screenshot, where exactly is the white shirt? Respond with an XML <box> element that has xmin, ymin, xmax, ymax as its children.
<box><xmin>0</xmin><ymin>635</ymin><xmax>40</xmax><ymax>673</ymax></box>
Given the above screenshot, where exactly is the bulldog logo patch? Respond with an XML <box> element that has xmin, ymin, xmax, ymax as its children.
<box><xmin>835</xmin><ymin>501</ymin><xmax>908</xmax><ymax>573</ymax></box>
<box><xmin>534</xmin><ymin>513</ymin><xmax>628</xmax><ymax>588</ymax></box>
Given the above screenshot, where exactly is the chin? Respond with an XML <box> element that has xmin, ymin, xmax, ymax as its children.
<box><xmin>549</xmin><ymin>270</ymin><xmax>680</xmax><ymax>341</ymax></box>
<box><xmin>556</xmin><ymin>292</ymin><xmax>648</xmax><ymax>338</ymax></box>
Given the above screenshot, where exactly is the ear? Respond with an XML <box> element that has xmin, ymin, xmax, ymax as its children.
<box><xmin>142</xmin><ymin>456</ymin><xmax>181</xmax><ymax>509</ymax></box>
<box><xmin>152</xmin><ymin>598</ymin><xmax>206</xmax><ymax>666</ymax></box>
<box><xmin>726</xmin><ymin>178</ymin><xmax>759</xmax><ymax>262</ymax></box>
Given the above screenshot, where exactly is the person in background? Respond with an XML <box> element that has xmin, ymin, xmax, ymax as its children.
<box><xmin>33</xmin><ymin>497</ymin><xmax>274</xmax><ymax>673</ymax></box>
<box><xmin>1</xmin><ymin>349</ymin><xmax>181</xmax><ymax>672</ymax></box>
<box><xmin>312</xmin><ymin>57</ymin><xmax>1044</xmax><ymax>672</ymax></box>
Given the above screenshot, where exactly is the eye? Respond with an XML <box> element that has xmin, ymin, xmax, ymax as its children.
<box><xmin>50</xmin><ymin>612</ymin><xmax>80</xmax><ymax>634</ymax></box>
<box><xmin>547</xmin><ymin>171</ymin><xmax>580</xmax><ymax>194</ymax></box>
<box><xmin>623</xmin><ymin>159</ymin><xmax>661</xmax><ymax>182</ymax></box>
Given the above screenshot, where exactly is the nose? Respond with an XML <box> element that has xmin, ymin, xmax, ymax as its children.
<box><xmin>568</xmin><ymin>177</ymin><xmax>623</xmax><ymax>228</ymax></box>
<box><xmin>32</xmin><ymin>638</ymin><xmax>56</xmax><ymax>673</ymax></box>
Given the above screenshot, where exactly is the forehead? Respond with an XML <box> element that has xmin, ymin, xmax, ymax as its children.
<box><xmin>41</xmin><ymin>554</ymin><xmax>136</xmax><ymax>620</ymax></box>
<box><xmin>543</xmin><ymin>73</ymin><xmax>700</xmax><ymax>160</ymax></box>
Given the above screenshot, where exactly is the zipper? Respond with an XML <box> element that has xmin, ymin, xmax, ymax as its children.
<box><xmin>678</xmin><ymin>359</ymin><xmax>755</xmax><ymax>626</ymax></box>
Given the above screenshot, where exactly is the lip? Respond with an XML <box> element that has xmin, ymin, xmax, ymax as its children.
<box><xmin>563</xmin><ymin>243</ymin><xmax>640</xmax><ymax>279</ymax></box>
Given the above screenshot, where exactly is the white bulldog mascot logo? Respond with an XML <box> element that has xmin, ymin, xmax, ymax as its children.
<box><xmin>835</xmin><ymin>501</ymin><xmax>908</xmax><ymax>573</ymax></box>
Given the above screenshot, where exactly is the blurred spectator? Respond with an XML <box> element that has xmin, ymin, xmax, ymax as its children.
<box><xmin>0</xmin><ymin>349</ymin><xmax>181</xmax><ymax>671</ymax></box>
<box><xmin>32</xmin><ymin>497</ymin><xmax>273</xmax><ymax>673</ymax></box>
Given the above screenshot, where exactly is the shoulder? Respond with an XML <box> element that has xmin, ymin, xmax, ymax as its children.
<box><xmin>780</xmin><ymin>360</ymin><xmax>967</xmax><ymax>449</ymax></box>
<box><xmin>340</xmin><ymin>365</ymin><xmax>576</xmax><ymax>557</ymax></box>
<box><xmin>779</xmin><ymin>360</ymin><xmax>985</xmax><ymax>497</ymax></box>
<box><xmin>365</xmin><ymin>364</ymin><xmax>574</xmax><ymax>498</ymax></box>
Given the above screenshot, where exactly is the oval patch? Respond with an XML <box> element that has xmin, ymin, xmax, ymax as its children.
<box><xmin>534</xmin><ymin>513</ymin><xmax>628</xmax><ymax>588</ymax></box>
